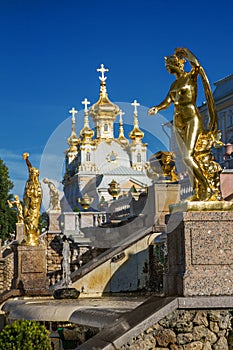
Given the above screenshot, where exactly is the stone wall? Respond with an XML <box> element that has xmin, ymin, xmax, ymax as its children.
<box><xmin>0</xmin><ymin>253</ymin><xmax>14</xmax><ymax>293</ymax></box>
<box><xmin>120</xmin><ymin>309</ymin><xmax>232</xmax><ymax>350</ymax></box>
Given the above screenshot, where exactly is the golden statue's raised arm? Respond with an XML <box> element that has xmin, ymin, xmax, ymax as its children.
<box><xmin>174</xmin><ymin>47</ymin><xmax>200</xmax><ymax>67</ymax></box>
<box><xmin>148</xmin><ymin>93</ymin><xmax>172</xmax><ymax>115</ymax></box>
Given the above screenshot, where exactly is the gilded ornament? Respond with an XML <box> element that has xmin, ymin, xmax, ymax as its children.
<box><xmin>8</xmin><ymin>195</ymin><xmax>24</xmax><ymax>224</ymax></box>
<box><xmin>22</xmin><ymin>153</ymin><xmax>42</xmax><ymax>246</ymax></box>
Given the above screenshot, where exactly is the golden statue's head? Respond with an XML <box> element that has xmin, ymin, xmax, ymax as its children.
<box><xmin>164</xmin><ymin>54</ymin><xmax>185</xmax><ymax>72</ymax></box>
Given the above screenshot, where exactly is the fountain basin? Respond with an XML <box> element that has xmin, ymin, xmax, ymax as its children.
<box><xmin>53</xmin><ymin>288</ymin><xmax>80</xmax><ymax>300</ymax></box>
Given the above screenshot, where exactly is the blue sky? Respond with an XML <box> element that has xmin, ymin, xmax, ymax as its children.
<box><xmin>1</xmin><ymin>0</ymin><xmax>233</xmax><ymax>199</ymax></box>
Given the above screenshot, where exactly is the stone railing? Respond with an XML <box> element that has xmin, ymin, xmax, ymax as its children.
<box><xmin>47</xmin><ymin>269</ymin><xmax>62</xmax><ymax>287</ymax></box>
<box><xmin>48</xmin><ymin>258</ymin><xmax>81</xmax><ymax>287</ymax></box>
<box><xmin>93</xmin><ymin>213</ymin><xmax>108</xmax><ymax>226</ymax></box>
<box><xmin>179</xmin><ymin>177</ymin><xmax>193</xmax><ymax>200</ymax></box>
<box><xmin>61</xmin><ymin>211</ymin><xmax>108</xmax><ymax>233</ymax></box>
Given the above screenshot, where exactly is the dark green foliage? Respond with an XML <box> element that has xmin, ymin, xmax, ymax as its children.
<box><xmin>73</xmin><ymin>207</ymin><xmax>80</xmax><ymax>212</ymax></box>
<box><xmin>39</xmin><ymin>212</ymin><xmax>49</xmax><ymax>233</ymax></box>
<box><xmin>0</xmin><ymin>319</ymin><xmax>52</xmax><ymax>350</ymax></box>
<box><xmin>0</xmin><ymin>159</ymin><xmax>17</xmax><ymax>241</ymax></box>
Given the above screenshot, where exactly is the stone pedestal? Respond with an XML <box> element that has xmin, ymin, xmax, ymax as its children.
<box><xmin>48</xmin><ymin>210</ymin><xmax>61</xmax><ymax>232</ymax></box>
<box><xmin>164</xmin><ymin>211</ymin><xmax>233</xmax><ymax>296</ymax></box>
<box><xmin>15</xmin><ymin>245</ymin><xmax>48</xmax><ymax>292</ymax></box>
<box><xmin>61</xmin><ymin>212</ymin><xmax>92</xmax><ymax>244</ymax></box>
<box><xmin>15</xmin><ymin>223</ymin><xmax>24</xmax><ymax>243</ymax></box>
<box><xmin>154</xmin><ymin>183</ymin><xmax>180</xmax><ymax>229</ymax></box>
<box><xmin>79</xmin><ymin>212</ymin><xmax>95</xmax><ymax>228</ymax></box>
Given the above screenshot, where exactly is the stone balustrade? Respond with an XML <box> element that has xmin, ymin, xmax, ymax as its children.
<box><xmin>179</xmin><ymin>177</ymin><xmax>193</xmax><ymax>201</ymax></box>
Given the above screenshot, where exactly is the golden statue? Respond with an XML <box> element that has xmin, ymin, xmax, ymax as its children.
<box><xmin>43</xmin><ymin>178</ymin><xmax>61</xmax><ymax>211</ymax></box>
<box><xmin>147</xmin><ymin>151</ymin><xmax>178</xmax><ymax>182</ymax></box>
<box><xmin>8</xmin><ymin>195</ymin><xmax>24</xmax><ymax>224</ymax></box>
<box><xmin>148</xmin><ymin>47</ymin><xmax>223</xmax><ymax>202</ymax></box>
<box><xmin>22</xmin><ymin>153</ymin><xmax>42</xmax><ymax>246</ymax></box>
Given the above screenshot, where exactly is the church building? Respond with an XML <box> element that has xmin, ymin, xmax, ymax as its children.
<box><xmin>63</xmin><ymin>64</ymin><xmax>151</xmax><ymax>211</ymax></box>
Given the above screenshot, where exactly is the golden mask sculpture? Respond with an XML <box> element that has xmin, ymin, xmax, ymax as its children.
<box><xmin>148</xmin><ymin>48</ymin><xmax>223</xmax><ymax>202</ymax></box>
<box><xmin>22</xmin><ymin>153</ymin><xmax>42</xmax><ymax>246</ymax></box>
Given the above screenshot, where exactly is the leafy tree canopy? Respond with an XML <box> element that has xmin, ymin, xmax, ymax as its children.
<box><xmin>0</xmin><ymin>159</ymin><xmax>17</xmax><ymax>242</ymax></box>
<box><xmin>0</xmin><ymin>319</ymin><xmax>52</xmax><ymax>350</ymax></box>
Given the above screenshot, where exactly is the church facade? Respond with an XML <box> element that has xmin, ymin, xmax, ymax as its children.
<box><xmin>63</xmin><ymin>64</ymin><xmax>151</xmax><ymax>211</ymax></box>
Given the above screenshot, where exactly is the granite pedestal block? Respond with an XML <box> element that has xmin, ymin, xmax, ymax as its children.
<box><xmin>15</xmin><ymin>223</ymin><xmax>24</xmax><ymax>243</ymax></box>
<box><xmin>48</xmin><ymin>211</ymin><xmax>61</xmax><ymax>232</ymax></box>
<box><xmin>154</xmin><ymin>183</ymin><xmax>180</xmax><ymax>229</ymax></box>
<box><xmin>15</xmin><ymin>245</ymin><xmax>48</xmax><ymax>292</ymax></box>
<box><xmin>164</xmin><ymin>211</ymin><xmax>233</xmax><ymax>296</ymax></box>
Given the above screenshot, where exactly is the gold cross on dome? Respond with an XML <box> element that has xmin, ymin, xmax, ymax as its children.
<box><xmin>82</xmin><ymin>98</ymin><xmax>90</xmax><ymax>112</ymax></box>
<box><xmin>131</xmin><ymin>100</ymin><xmax>140</xmax><ymax>115</ymax></box>
<box><xmin>69</xmin><ymin>107</ymin><xmax>78</xmax><ymax>118</ymax></box>
<box><xmin>97</xmin><ymin>64</ymin><xmax>109</xmax><ymax>82</ymax></box>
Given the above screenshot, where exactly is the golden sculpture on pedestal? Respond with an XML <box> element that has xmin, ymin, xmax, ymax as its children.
<box><xmin>78</xmin><ymin>193</ymin><xmax>94</xmax><ymax>211</ymax></box>
<box><xmin>22</xmin><ymin>153</ymin><xmax>42</xmax><ymax>246</ymax></box>
<box><xmin>108</xmin><ymin>179</ymin><xmax>120</xmax><ymax>200</ymax></box>
<box><xmin>147</xmin><ymin>151</ymin><xmax>178</xmax><ymax>183</ymax></box>
<box><xmin>148</xmin><ymin>48</ymin><xmax>224</xmax><ymax>204</ymax></box>
<box><xmin>8</xmin><ymin>195</ymin><xmax>24</xmax><ymax>224</ymax></box>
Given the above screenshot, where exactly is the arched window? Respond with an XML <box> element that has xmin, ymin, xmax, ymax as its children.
<box><xmin>137</xmin><ymin>153</ymin><xmax>141</xmax><ymax>163</ymax></box>
<box><xmin>86</xmin><ymin>152</ymin><xmax>91</xmax><ymax>162</ymax></box>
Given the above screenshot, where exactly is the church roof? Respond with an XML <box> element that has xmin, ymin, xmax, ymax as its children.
<box><xmin>106</xmin><ymin>166</ymin><xmax>146</xmax><ymax>176</ymax></box>
<box><xmin>213</xmin><ymin>74</ymin><xmax>233</xmax><ymax>101</ymax></box>
<box><xmin>97</xmin><ymin>166</ymin><xmax>151</xmax><ymax>190</ymax></box>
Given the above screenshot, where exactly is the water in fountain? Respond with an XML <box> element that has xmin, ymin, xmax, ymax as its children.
<box><xmin>53</xmin><ymin>236</ymin><xmax>80</xmax><ymax>299</ymax></box>
<box><xmin>61</xmin><ymin>239</ymin><xmax>72</xmax><ymax>288</ymax></box>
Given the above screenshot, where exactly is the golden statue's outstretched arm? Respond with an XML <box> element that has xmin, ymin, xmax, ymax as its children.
<box><xmin>148</xmin><ymin>93</ymin><xmax>172</xmax><ymax>115</ymax></box>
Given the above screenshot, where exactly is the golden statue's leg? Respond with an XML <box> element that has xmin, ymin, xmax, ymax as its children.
<box><xmin>175</xmin><ymin>119</ymin><xmax>210</xmax><ymax>201</ymax></box>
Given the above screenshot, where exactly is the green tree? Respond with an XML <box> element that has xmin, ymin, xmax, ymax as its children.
<box><xmin>0</xmin><ymin>319</ymin><xmax>52</xmax><ymax>350</ymax></box>
<box><xmin>39</xmin><ymin>212</ymin><xmax>49</xmax><ymax>233</ymax></box>
<box><xmin>0</xmin><ymin>159</ymin><xmax>17</xmax><ymax>242</ymax></box>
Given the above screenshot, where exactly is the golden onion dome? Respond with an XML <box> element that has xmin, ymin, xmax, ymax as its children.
<box><xmin>80</xmin><ymin>125</ymin><xmax>94</xmax><ymax>140</ymax></box>
<box><xmin>80</xmin><ymin>117</ymin><xmax>94</xmax><ymax>143</ymax></box>
<box><xmin>66</xmin><ymin>108</ymin><xmax>80</xmax><ymax>152</ymax></box>
<box><xmin>89</xmin><ymin>81</ymin><xmax>120</xmax><ymax>122</ymax></box>
<box><xmin>129</xmin><ymin>100</ymin><xmax>144</xmax><ymax>141</ymax></box>
<box><xmin>129</xmin><ymin>125</ymin><xmax>144</xmax><ymax>141</ymax></box>
<box><xmin>117</xmin><ymin>109</ymin><xmax>129</xmax><ymax>146</ymax></box>
<box><xmin>79</xmin><ymin>98</ymin><xmax>94</xmax><ymax>144</ymax></box>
